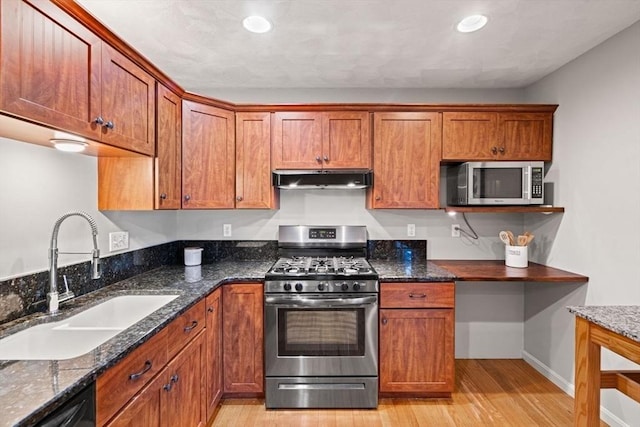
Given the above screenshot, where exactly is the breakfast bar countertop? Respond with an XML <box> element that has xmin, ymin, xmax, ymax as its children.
<box><xmin>568</xmin><ymin>305</ymin><xmax>640</xmax><ymax>342</ymax></box>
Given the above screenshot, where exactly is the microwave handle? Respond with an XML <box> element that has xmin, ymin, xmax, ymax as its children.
<box><xmin>523</xmin><ymin>166</ymin><xmax>531</xmax><ymax>200</ymax></box>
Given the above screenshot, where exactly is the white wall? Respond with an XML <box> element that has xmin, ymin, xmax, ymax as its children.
<box><xmin>524</xmin><ymin>21</ymin><xmax>640</xmax><ymax>427</ymax></box>
<box><xmin>0</xmin><ymin>137</ymin><xmax>178</xmax><ymax>280</ymax></box>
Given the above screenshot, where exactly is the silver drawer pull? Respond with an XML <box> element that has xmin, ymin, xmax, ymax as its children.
<box><xmin>409</xmin><ymin>293</ymin><xmax>427</xmax><ymax>299</ymax></box>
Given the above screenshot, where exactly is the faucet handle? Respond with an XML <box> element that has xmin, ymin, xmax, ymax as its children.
<box><xmin>63</xmin><ymin>275</ymin><xmax>70</xmax><ymax>293</ymax></box>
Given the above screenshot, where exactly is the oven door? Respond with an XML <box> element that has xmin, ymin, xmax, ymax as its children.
<box><xmin>264</xmin><ymin>293</ymin><xmax>378</xmax><ymax>377</ymax></box>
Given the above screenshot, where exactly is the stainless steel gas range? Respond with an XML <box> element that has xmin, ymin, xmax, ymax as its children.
<box><xmin>264</xmin><ymin>225</ymin><xmax>379</xmax><ymax>409</ymax></box>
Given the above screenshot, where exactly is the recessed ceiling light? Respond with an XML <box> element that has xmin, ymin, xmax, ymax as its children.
<box><xmin>243</xmin><ymin>15</ymin><xmax>272</xmax><ymax>33</ymax></box>
<box><xmin>50</xmin><ymin>139</ymin><xmax>88</xmax><ymax>153</ymax></box>
<box><xmin>456</xmin><ymin>14</ymin><xmax>488</xmax><ymax>33</ymax></box>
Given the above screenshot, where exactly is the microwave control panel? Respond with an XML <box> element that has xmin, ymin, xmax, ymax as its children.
<box><xmin>531</xmin><ymin>167</ymin><xmax>543</xmax><ymax>199</ymax></box>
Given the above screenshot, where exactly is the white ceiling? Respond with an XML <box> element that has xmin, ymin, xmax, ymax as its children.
<box><xmin>76</xmin><ymin>0</ymin><xmax>640</xmax><ymax>97</ymax></box>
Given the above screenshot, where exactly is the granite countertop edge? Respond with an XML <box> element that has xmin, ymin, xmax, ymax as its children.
<box><xmin>1</xmin><ymin>259</ymin><xmax>457</xmax><ymax>427</ymax></box>
<box><xmin>567</xmin><ymin>305</ymin><xmax>640</xmax><ymax>343</ymax></box>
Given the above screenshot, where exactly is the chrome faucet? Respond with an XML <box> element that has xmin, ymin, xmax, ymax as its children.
<box><xmin>48</xmin><ymin>211</ymin><xmax>101</xmax><ymax>314</ymax></box>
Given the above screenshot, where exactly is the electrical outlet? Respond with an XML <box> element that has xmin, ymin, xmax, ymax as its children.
<box><xmin>407</xmin><ymin>224</ymin><xmax>416</xmax><ymax>237</ymax></box>
<box><xmin>223</xmin><ymin>224</ymin><xmax>232</xmax><ymax>237</ymax></box>
<box><xmin>451</xmin><ymin>224</ymin><xmax>461</xmax><ymax>238</ymax></box>
<box><xmin>109</xmin><ymin>231</ymin><xmax>129</xmax><ymax>252</ymax></box>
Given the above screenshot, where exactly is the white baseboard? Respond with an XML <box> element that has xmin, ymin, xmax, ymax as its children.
<box><xmin>522</xmin><ymin>351</ymin><xmax>629</xmax><ymax>427</ymax></box>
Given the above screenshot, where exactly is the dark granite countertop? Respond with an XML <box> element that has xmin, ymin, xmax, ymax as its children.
<box><xmin>370</xmin><ymin>260</ymin><xmax>457</xmax><ymax>282</ymax></box>
<box><xmin>0</xmin><ymin>261</ymin><xmax>272</xmax><ymax>427</ymax></box>
<box><xmin>567</xmin><ymin>306</ymin><xmax>640</xmax><ymax>343</ymax></box>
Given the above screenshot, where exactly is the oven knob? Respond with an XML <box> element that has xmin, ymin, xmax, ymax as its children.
<box><xmin>318</xmin><ymin>282</ymin><xmax>325</xmax><ymax>291</ymax></box>
<box><xmin>353</xmin><ymin>282</ymin><xmax>361</xmax><ymax>291</ymax></box>
<box><xmin>295</xmin><ymin>282</ymin><xmax>303</xmax><ymax>292</ymax></box>
<box><xmin>283</xmin><ymin>283</ymin><xmax>291</xmax><ymax>291</ymax></box>
<box><xmin>341</xmin><ymin>282</ymin><xmax>349</xmax><ymax>291</ymax></box>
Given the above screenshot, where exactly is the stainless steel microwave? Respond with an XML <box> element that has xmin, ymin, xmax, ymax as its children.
<box><xmin>446</xmin><ymin>161</ymin><xmax>545</xmax><ymax>205</ymax></box>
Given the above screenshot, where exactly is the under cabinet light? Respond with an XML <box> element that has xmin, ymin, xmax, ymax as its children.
<box><xmin>50</xmin><ymin>139</ymin><xmax>88</xmax><ymax>153</ymax></box>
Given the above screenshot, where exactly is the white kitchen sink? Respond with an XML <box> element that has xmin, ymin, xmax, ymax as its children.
<box><xmin>0</xmin><ymin>295</ymin><xmax>178</xmax><ymax>360</ymax></box>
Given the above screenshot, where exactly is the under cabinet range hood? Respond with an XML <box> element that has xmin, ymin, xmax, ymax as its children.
<box><xmin>272</xmin><ymin>169</ymin><xmax>372</xmax><ymax>189</ymax></box>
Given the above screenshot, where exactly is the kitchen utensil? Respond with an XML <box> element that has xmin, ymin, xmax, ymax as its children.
<box><xmin>499</xmin><ymin>231</ymin><xmax>511</xmax><ymax>245</ymax></box>
<box><xmin>525</xmin><ymin>233</ymin><xmax>535</xmax><ymax>246</ymax></box>
<box><xmin>506</xmin><ymin>230</ymin><xmax>515</xmax><ymax>246</ymax></box>
<box><xmin>517</xmin><ymin>235</ymin><xmax>527</xmax><ymax>246</ymax></box>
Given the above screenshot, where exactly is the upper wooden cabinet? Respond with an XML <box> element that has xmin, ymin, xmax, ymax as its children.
<box><xmin>369</xmin><ymin>112</ymin><xmax>441</xmax><ymax>209</ymax></box>
<box><xmin>0</xmin><ymin>0</ymin><xmax>155</xmax><ymax>156</ymax></box>
<box><xmin>442</xmin><ymin>112</ymin><xmax>553</xmax><ymax>161</ymax></box>
<box><xmin>235</xmin><ymin>112</ymin><xmax>278</xmax><ymax>209</ymax></box>
<box><xmin>272</xmin><ymin>111</ymin><xmax>371</xmax><ymax>169</ymax></box>
<box><xmin>182</xmin><ymin>101</ymin><xmax>235</xmax><ymax>209</ymax></box>
<box><xmin>155</xmin><ymin>84</ymin><xmax>182</xmax><ymax>209</ymax></box>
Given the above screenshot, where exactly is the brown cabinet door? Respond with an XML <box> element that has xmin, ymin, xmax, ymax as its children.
<box><xmin>379</xmin><ymin>308</ymin><xmax>454</xmax><ymax>394</ymax></box>
<box><xmin>371</xmin><ymin>112</ymin><xmax>441</xmax><ymax>208</ymax></box>
<box><xmin>182</xmin><ymin>101</ymin><xmax>235</xmax><ymax>208</ymax></box>
<box><xmin>162</xmin><ymin>332</ymin><xmax>207</xmax><ymax>427</ymax></box>
<box><xmin>442</xmin><ymin>112</ymin><xmax>498</xmax><ymax>161</ymax></box>
<box><xmin>498</xmin><ymin>112</ymin><xmax>552</xmax><ymax>161</ymax></box>
<box><xmin>205</xmin><ymin>288</ymin><xmax>223</xmax><ymax>420</ymax></box>
<box><xmin>321</xmin><ymin>112</ymin><xmax>371</xmax><ymax>169</ymax></box>
<box><xmin>0</xmin><ymin>0</ymin><xmax>102</xmax><ymax>140</ymax></box>
<box><xmin>223</xmin><ymin>283</ymin><xmax>264</xmax><ymax>395</ymax></box>
<box><xmin>235</xmin><ymin>112</ymin><xmax>277</xmax><ymax>208</ymax></box>
<box><xmin>272</xmin><ymin>112</ymin><xmax>323</xmax><ymax>169</ymax></box>
<box><xmin>155</xmin><ymin>84</ymin><xmax>181</xmax><ymax>209</ymax></box>
<box><xmin>105</xmin><ymin>373</ymin><xmax>163</xmax><ymax>427</ymax></box>
<box><xmin>100</xmin><ymin>44</ymin><xmax>155</xmax><ymax>156</ymax></box>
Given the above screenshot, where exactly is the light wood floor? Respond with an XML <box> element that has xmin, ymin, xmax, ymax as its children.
<box><xmin>212</xmin><ymin>359</ymin><xmax>607</xmax><ymax>426</ymax></box>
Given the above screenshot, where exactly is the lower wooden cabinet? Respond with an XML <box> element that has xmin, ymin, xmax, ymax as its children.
<box><xmin>223</xmin><ymin>283</ymin><xmax>264</xmax><ymax>395</ymax></box>
<box><xmin>379</xmin><ymin>282</ymin><xmax>455</xmax><ymax>396</ymax></box>
<box><xmin>106</xmin><ymin>332</ymin><xmax>206</xmax><ymax>427</ymax></box>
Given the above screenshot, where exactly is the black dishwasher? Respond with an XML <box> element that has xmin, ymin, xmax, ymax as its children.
<box><xmin>35</xmin><ymin>383</ymin><xmax>95</xmax><ymax>427</ymax></box>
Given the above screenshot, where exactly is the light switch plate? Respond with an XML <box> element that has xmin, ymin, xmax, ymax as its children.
<box><xmin>451</xmin><ymin>224</ymin><xmax>460</xmax><ymax>238</ymax></box>
<box><xmin>407</xmin><ymin>224</ymin><xmax>416</xmax><ymax>237</ymax></box>
<box><xmin>223</xmin><ymin>224</ymin><xmax>232</xmax><ymax>237</ymax></box>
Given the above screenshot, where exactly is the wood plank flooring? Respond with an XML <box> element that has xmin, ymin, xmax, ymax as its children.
<box><xmin>211</xmin><ymin>359</ymin><xmax>608</xmax><ymax>426</ymax></box>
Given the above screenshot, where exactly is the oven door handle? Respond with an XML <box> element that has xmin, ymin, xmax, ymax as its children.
<box><xmin>265</xmin><ymin>295</ymin><xmax>377</xmax><ymax>307</ymax></box>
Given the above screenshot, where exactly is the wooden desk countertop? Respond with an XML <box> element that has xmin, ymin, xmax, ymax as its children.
<box><xmin>432</xmin><ymin>260</ymin><xmax>589</xmax><ymax>283</ymax></box>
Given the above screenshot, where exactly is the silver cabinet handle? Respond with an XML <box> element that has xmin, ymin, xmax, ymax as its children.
<box><xmin>315</xmin><ymin>156</ymin><xmax>322</xmax><ymax>162</ymax></box>
<box><xmin>375</xmin><ymin>195</ymin><xmax>381</xmax><ymax>201</ymax></box>
<box><xmin>160</xmin><ymin>193</ymin><xmax>167</xmax><ymax>200</ymax></box>
<box><xmin>163</xmin><ymin>383</ymin><xmax>172</xmax><ymax>392</ymax></box>
<box><xmin>94</xmin><ymin>116</ymin><xmax>105</xmax><ymax>125</ymax></box>
<box><xmin>184</xmin><ymin>195</ymin><xmax>191</xmax><ymax>201</ymax></box>
<box><xmin>323</xmin><ymin>155</ymin><xmax>329</xmax><ymax>162</ymax></box>
<box><xmin>491</xmin><ymin>146</ymin><xmax>498</xmax><ymax>154</ymax></box>
<box><xmin>499</xmin><ymin>146</ymin><xmax>505</xmax><ymax>153</ymax></box>
<box><xmin>207</xmin><ymin>306</ymin><xmax>214</xmax><ymax>313</ymax></box>
<box><xmin>104</xmin><ymin>121</ymin><xmax>115</xmax><ymax>130</ymax></box>
<box><xmin>236</xmin><ymin>196</ymin><xmax>243</xmax><ymax>201</ymax></box>
<box><xmin>409</xmin><ymin>293</ymin><xmax>427</xmax><ymax>299</ymax></box>
<box><xmin>381</xmin><ymin>318</ymin><xmax>388</xmax><ymax>325</ymax></box>
<box><xmin>171</xmin><ymin>374</ymin><xmax>179</xmax><ymax>383</ymax></box>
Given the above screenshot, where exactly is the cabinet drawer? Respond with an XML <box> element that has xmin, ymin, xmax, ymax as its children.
<box><xmin>380</xmin><ymin>282</ymin><xmax>454</xmax><ymax>308</ymax></box>
<box><xmin>96</xmin><ymin>328</ymin><xmax>168</xmax><ymax>426</ymax></box>
<box><xmin>167</xmin><ymin>299</ymin><xmax>205</xmax><ymax>359</ymax></box>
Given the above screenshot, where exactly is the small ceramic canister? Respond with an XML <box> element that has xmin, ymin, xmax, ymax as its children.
<box><xmin>184</xmin><ymin>247</ymin><xmax>203</xmax><ymax>266</ymax></box>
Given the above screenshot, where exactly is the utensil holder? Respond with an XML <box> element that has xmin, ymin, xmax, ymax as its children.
<box><xmin>505</xmin><ymin>245</ymin><xmax>528</xmax><ymax>268</ymax></box>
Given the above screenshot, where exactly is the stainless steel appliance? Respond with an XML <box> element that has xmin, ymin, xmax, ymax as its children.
<box><xmin>447</xmin><ymin>161</ymin><xmax>545</xmax><ymax>205</ymax></box>
<box><xmin>264</xmin><ymin>225</ymin><xmax>379</xmax><ymax>409</ymax></box>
